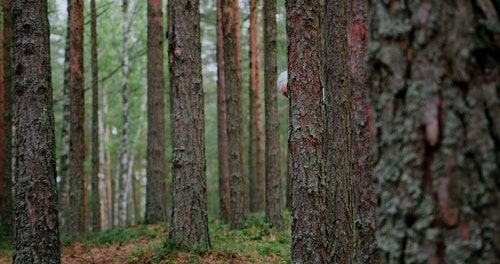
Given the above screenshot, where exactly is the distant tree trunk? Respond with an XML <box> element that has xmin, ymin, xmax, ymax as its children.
<box><xmin>347</xmin><ymin>0</ymin><xmax>377</xmax><ymax>262</ymax></box>
<box><xmin>117</xmin><ymin>0</ymin><xmax>130</xmax><ymax>227</ymax></box>
<box><xmin>167</xmin><ymin>0</ymin><xmax>211</xmax><ymax>251</ymax></box>
<box><xmin>369</xmin><ymin>1</ymin><xmax>500</xmax><ymax>262</ymax></box>
<box><xmin>0</xmin><ymin>0</ymin><xmax>4</xmax><ymax>230</ymax></box>
<box><xmin>286</xmin><ymin>0</ymin><xmax>327</xmax><ymax>262</ymax></box>
<box><xmin>98</xmin><ymin>106</ymin><xmax>108</xmax><ymax>229</ymax></box>
<box><xmin>263</xmin><ymin>0</ymin><xmax>283</xmax><ymax>230</ymax></box>
<box><xmin>12</xmin><ymin>0</ymin><xmax>60</xmax><ymax>262</ymax></box>
<box><xmin>216</xmin><ymin>0</ymin><xmax>230</xmax><ymax>223</ymax></box>
<box><xmin>221</xmin><ymin>0</ymin><xmax>246</xmax><ymax>230</ymax></box>
<box><xmin>90</xmin><ymin>0</ymin><xmax>101</xmax><ymax>233</ymax></box>
<box><xmin>101</xmin><ymin>84</ymin><xmax>113</xmax><ymax>229</ymax></box>
<box><xmin>68</xmin><ymin>0</ymin><xmax>86</xmax><ymax>241</ymax></box>
<box><xmin>145</xmin><ymin>0</ymin><xmax>167</xmax><ymax>224</ymax></box>
<box><xmin>324</xmin><ymin>0</ymin><xmax>355</xmax><ymax>262</ymax></box>
<box><xmin>248</xmin><ymin>0</ymin><xmax>265</xmax><ymax>213</ymax></box>
<box><xmin>0</xmin><ymin>0</ymin><xmax>13</xmax><ymax>238</ymax></box>
<box><xmin>58</xmin><ymin>13</ymin><xmax>71</xmax><ymax>234</ymax></box>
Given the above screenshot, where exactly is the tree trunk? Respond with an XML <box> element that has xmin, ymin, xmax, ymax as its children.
<box><xmin>324</xmin><ymin>0</ymin><xmax>355</xmax><ymax>262</ymax></box>
<box><xmin>347</xmin><ymin>0</ymin><xmax>378</xmax><ymax>262</ymax></box>
<box><xmin>0</xmin><ymin>0</ymin><xmax>4</xmax><ymax>231</ymax></box>
<box><xmin>117</xmin><ymin>0</ymin><xmax>130</xmax><ymax>227</ymax></box>
<box><xmin>12</xmin><ymin>0</ymin><xmax>60</xmax><ymax>261</ymax></box>
<box><xmin>216</xmin><ymin>0</ymin><xmax>230</xmax><ymax>223</ymax></box>
<box><xmin>0</xmin><ymin>0</ymin><xmax>13</xmax><ymax>238</ymax></box>
<box><xmin>145</xmin><ymin>0</ymin><xmax>167</xmax><ymax>224</ymax></box>
<box><xmin>90</xmin><ymin>0</ymin><xmax>101</xmax><ymax>233</ymax></box>
<box><xmin>68</xmin><ymin>0</ymin><xmax>86</xmax><ymax>241</ymax></box>
<box><xmin>221</xmin><ymin>0</ymin><xmax>246</xmax><ymax>230</ymax></box>
<box><xmin>369</xmin><ymin>1</ymin><xmax>500</xmax><ymax>262</ymax></box>
<box><xmin>167</xmin><ymin>0</ymin><xmax>211</xmax><ymax>251</ymax></box>
<box><xmin>248</xmin><ymin>0</ymin><xmax>265</xmax><ymax>213</ymax></box>
<box><xmin>286</xmin><ymin>0</ymin><xmax>327</xmax><ymax>262</ymax></box>
<box><xmin>263</xmin><ymin>0</ymin><xmax>284</xmax><ymax>230</ymax></box>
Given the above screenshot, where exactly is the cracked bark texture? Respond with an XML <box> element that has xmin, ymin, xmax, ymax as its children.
<box><xmin>369</xmin><ymin>0</ymin><xmax>500</xmax><ymax>262</ymax></box>
<box><xmin>12</xmin><ymin>0</ymin><xmax>60</xmax><ymax>261</ymax></box>
<box><xmin>168</xmin><ymin>0</ymin><xmax>210</xmax><ymax>251</ymax></box>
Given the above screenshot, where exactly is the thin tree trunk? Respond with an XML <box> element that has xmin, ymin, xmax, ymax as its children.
<box><xmin>324</xmin><ymin>0</ymin><xmax>355</xmax><ymax>262</ymax></box>
<box><xmin>145</xmin><ymin>0</ymin><xmax>167</xmax><ymax>224</ymax></box>
<box><xmin>369</xmin><ymin>1</ymin><xmax>500</xmax><ymax>262</ymax></box>
<box><xmin>347</xmin><ymin>0</ymin><xmax>377</xmax><ymax>262</ymax></box>
<box><xmin>12</xmin><ymin>0</ymin><xmax>60</xmax><ymax>261</ymax></box>
<box><xmin>167</xmin><ymin>0</ymin><xmax>211</xmax><ymax>250</ymax></box>
<box><xmin>216</xmin><ymin>0</ymin><xmax>230</xmax><ymax>224</ymax></box>
<box><xmin>117</xmin><ymin>0</ymin><xmax>130</xmax><ymax>227</ymax></box>
<box><xmin>98</xmin><ymin>108</ymin><xmax>108</xmax><ymax>229</ymax></box>
<box><xmin>286</xmin><ymin>0</ymin><xmax>327</xmax><ymax>262</ymax></box>
<box><xmin>68</xmin><ymin>0</ymin><xmax>86</xmax><ymax>241</ymax></box>
<box><xmin>263</xmin><ymin>0</ymin><xmax>283</xmax><ymax>230</ymax></box>
<box><xmin>221</xmin><ymin>0</ymin><xmax>246</xmax><ymax>230</ymax></box>
<box><xmin>248</xmin><ymin>0</ymin><xmax>265</xmax><ymax>213</ymax></box>
<box><xmin>90</xmin><ymin>0</ymin><xmax>101</xmax><ymax>232</ymax></box>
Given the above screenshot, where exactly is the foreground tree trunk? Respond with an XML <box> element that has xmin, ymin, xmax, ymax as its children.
<box><xmin>167</xmin><ymin>0</ymin><xmax>211</xmax><ymax>251</ymax></box>
<box><xmin>145</xmin><ymin>0</ymin><xmax>167</xmax><ymax>224</ymax></box>
<box><xmin>90</xmin><ymin>0</ymin><xmax>101</xmax><ymax>232</ymax></box>
<box><xmin>287</xmin><ymin>0</ymin><xmax>327</xmax><ymax>262</ymax></box>
<box><xmin>216</xmin><ymin>0</ymin><xmax>230</xmax><ymax>223</ymax></box>
<box><xmin>12</xmin><ymin>0</ymin><xmax>60</xmax><ymax>261</ymax></box>
<box><xmin>221</xmin><ymin>0</ymin><xmax>246</xmax><ymax>230</ymax></box>
<box><xmin>248</xmin><ymin>0</ymin><xmax>265</xmax><ymax>213</ymax></box>
<box><xmin>347</xmin><ymin>0</ymin><xmax>378</xmax><ymax>262</ymax></box>
<box><xmin>68</xmin><ymin>0</ymin><xmax>86</xmax><ymax>241</ymax></box>
<box><xmin>369</xmin><ymin>1</ymin><xmax>500</xmax><ymax>262</ymax></box>
<box><xmin>263</xmin><ymin>0</ymin><xmax>283</xmax><ymax>230</ymax></box>
<box><xmin>1</xmin><ymin>0</ymin><xmax>13</xmax><ymax>238</ymax></box>
<box><xmin>324</xmin><ymin>0</ymin><xmax>355</xmax><ymax>262</ymax></box>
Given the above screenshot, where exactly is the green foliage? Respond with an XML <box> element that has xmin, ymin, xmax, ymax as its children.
<box><xmin>86</xmin><ymin>224</ymin><xmax>163</xmax><ymax>246</ymax></box>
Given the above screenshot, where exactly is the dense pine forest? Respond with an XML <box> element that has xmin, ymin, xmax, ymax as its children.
<box><xmin>1</xmin><ymin>0</ymin><xmax>499</xmax><ymax>263</ymax></box>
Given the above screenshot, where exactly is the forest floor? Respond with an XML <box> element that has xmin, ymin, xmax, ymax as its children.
<box><xmin>0</xmin><ymin>212</ymin><xmax>291</xmax><ymax>263</ymax></box>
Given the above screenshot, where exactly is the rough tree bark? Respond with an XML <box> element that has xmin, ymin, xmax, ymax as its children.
<box><xmin>248</xmin><ymin>0</ymin><xmax>265</xmax><ymax>213</ymax></box>
<box><xmin>263</xmin><ymin>0</ymin><xmax>284</xmax><ymax>230</ymax></box>
<box><xmin>145</xmin><ymin>0</ymin><xmax>167</xmax><ymax>224</ymax></box>
<box><xmin>216</xmin><ymin>0</ymin><xmax>230</xmax><ymax>223</ymax></box>
<box><xmin>347</xmin><ymin>0</ymin><xmax>378</xmax><ymax>262</ymax></box>
<box><xmin>90</xmin><ymin>0</ymin><xmax>101</xmax><ymax>232</ymax></box>
<box><xmin>286</xmin><ymin>0</ymin><xmax>328</xmax><ymax>262</ymax></box>
<box><xmin>221</xmin><ymin>0</ymin><xmax>246</xmax><ymax>230</ymax></box>
<box><xmin>167</xmin><ymin>0</ymin><xmax>211</xmax><ymax>251</ymax></box>
<box><xmin>68</xmin><ymin>0</ymin><xmax>86</xmax><ymax>241</ymax></box>
<box><xmin>369</xmin><ymin>1</ymin><xmax>500</xmax><ymax>262</ymax></box>
<box><xmin>324</xmin><ymin>0</ymin><xmax>355</xmax><ymax>262</ymax></box>
<box><xmin>12</xmin><ymin>0</ymin><xmax>60</xmax><ymax>261</ymax></box>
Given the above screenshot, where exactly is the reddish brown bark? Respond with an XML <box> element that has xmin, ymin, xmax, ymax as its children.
<box><xmin>248</xmin><ymin>0</ymin><xmax>265</xmax><ymax>213</ymax></box>
<box><xmin>68</xmin><ymin>0</ymin><xmax>86</xmax><ymax>241</ymax></box>
<box><xmin>145</xmin><ymin>0</ymin><xmax>167</xmax><ymax>224</ymax></box>
<box><xmin>287</xmin><ymin>0</ymin><xmax>327</xmax><ymax>262</ymax></box>
<box><xmin>216</xmin><ymin>0</ymin><xmax>230</xmax><ymax>223</ymax></box>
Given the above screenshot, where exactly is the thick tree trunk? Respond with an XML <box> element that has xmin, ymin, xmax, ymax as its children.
<box><xmin>0</xmin><ymin>0</ymin><xmax>13</xmax><ymax>238</ymax></box>
<box><xmin>167</xmin><ymin>0</ymin><xmax>211</xmax><ymax>251</ymax></box>
<box><xmin>369</xmin><ymin>1</ymin><xmax>500</xmax><ymax>262</ymax></box>
<box><xmin>12</xmin><ymin>0</ymin><xmax>60</xmax><ymax>261</ymax></box>
<box><xmin>145</xmin><ymin>0</ymin><xmax>167</xmax><ymax>224</ymax></box>
<box><xmin>68</xmin><ymin>0</ymin><xmax>86</xmax><ymax>241</ymax></box>
<box><xmin>221</xmin><ymin>0</ymin><xmax>246</xmax><ymax>230</ymax></box>
<box><xmin>117</xmin><ymin>0</ymin><xmax>130</xmax><ymax>227</ymax></box>
<box><xmin>248</xmin><ymin>0</ymin><xmax>265</xmax><ymax>213</ymax></box>
<box><xmin>90</xmin><ymin>0</ymin><xmax>101</xmax><ymax>232</ymax></box>
<box><xmin>287</xmin><ymin>0</ymin><xmax>327</xmax><ymax>262</ymax></box>
<box><xmin>324</xmin><ymin>0</ymin><xmax>355</xmax><ymax>262</ymax></box>
<box><xmin>347</xmin><ymin>0</ymin><xmax>378</xmax><ymax>262</ymax></box>
<box><xmin>263</xmin><ymin>0</ymin><xmax>284</xmax><ymax>230</ymax></box>
<box><xmin>216</xmin><ymin>0</ymin><xmax>230</xmax><ymax>223</ymax></box>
